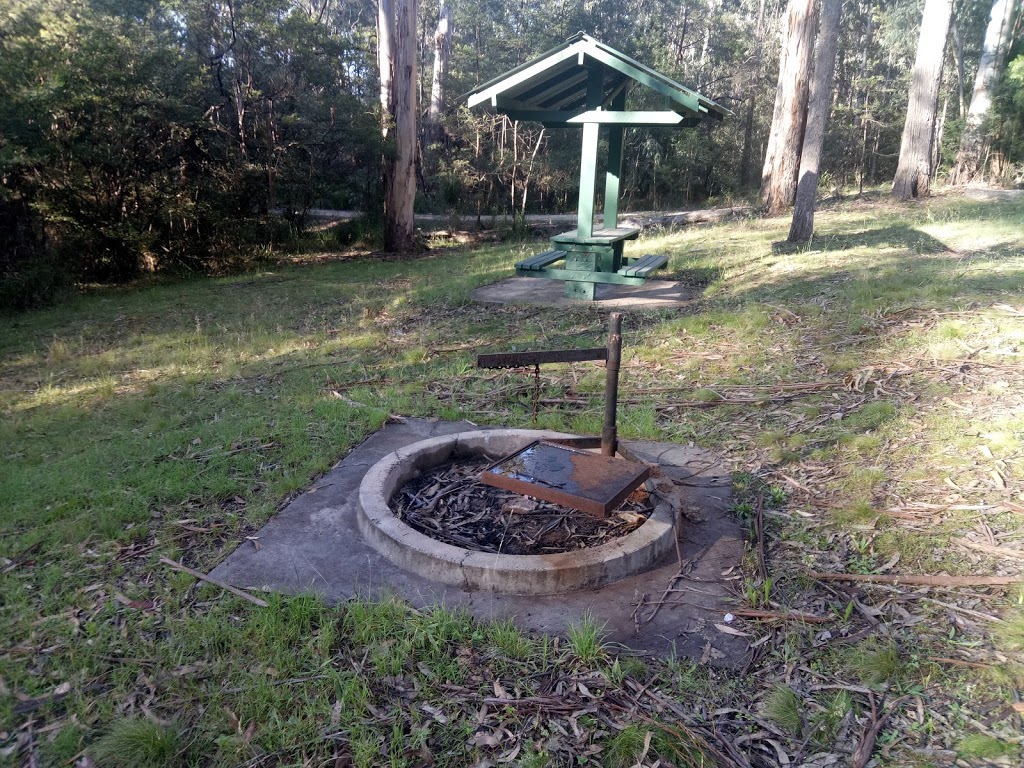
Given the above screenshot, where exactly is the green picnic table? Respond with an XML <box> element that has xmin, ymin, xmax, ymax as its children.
<box><xmin>465</xmin><ymin>33</ymin><xmax>729</xmax><ymax>300</ymax></box>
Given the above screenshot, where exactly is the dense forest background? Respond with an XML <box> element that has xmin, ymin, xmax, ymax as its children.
<box><xmin>1</xmin><ymin>0</ymin><xmax>1023</xmax><ymax>308</ymax></box>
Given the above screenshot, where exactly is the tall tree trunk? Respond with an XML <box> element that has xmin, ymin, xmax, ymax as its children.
<box><xmin>761</xmin><ymin>0</ymin><xmax>818</xmax><ymax>214</ymax></box>
<box><xmin>789</xmin><ymin>0</ymin><xmax>841</xmax><ymax>242</ymax></box>
<box><xmin>427</xmin><ymin>2</ymin><xmax>452</xmax><ymax>140</ymax></box>
<box><xmin>379</xmin><ymin>0</ymin><xmax>418</xmax><ymax>252</ymax></box>
<box><xmin>377</xmin><ymin>0</ymin><xmax>394</xmax><ymax>136</ymax></box>
<box><xmin>892</xmin><ymin>0</ymin><xmax>953</xmax><ymax>201</ymax></box>
<box><xmin>951</xmin><ymin>22</ymin><xmax>966</xmax><ymax>118</ymax></box>
<box><xmin>739</xmin><ymin>0</ymin><xmax>767</xmax><ymax>190</ymax></box>
<box><xmin>949</xmin><ymin>0</ymin><xmax>1016</xmax><ymax>184</ymax></box>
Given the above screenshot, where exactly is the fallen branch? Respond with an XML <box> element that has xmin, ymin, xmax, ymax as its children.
<box><xmin>159</xmin><ymin>557</ymin><xmax>269</xmax><ymax>607</ymax></box>
<box><xmin>852</xmin><ymin>695</ymin><xmax>907</xmax><ymax>768</ymax></box>
<box><xmin>731</xmin><ymin>609</ymin><xmax>830</xmax><ymax>624</ymax></box>
<box><xmin>926</xmin><ymin>656</ymin><xmax>993</xmax><ymax>669</ymax></box>
<box><xmin>956</xmin><ymin>538</ymin><xmax>1024</xmax><ymax>561</ymax></box>
<box><xmin>808</xmin><ymin>571</ymin><xmax>1021</xmax><ymax>587</ymax></box>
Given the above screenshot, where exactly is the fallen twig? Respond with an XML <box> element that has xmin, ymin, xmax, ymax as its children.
<box><xmin>852</xmin><ymin>694</ymin><xmax>907</xmax><ymax>768</ymax></box>
<box><xmin>808</xmin><ymin>571</ymin><xmax>1021</xmax><ymax>587</ymax></box>
<box><xmin>754</xmin><ymin>492</ymin><xmax>767</xmax><ymax>584</ymax></box>
<box><xmin>926</xmin><ymin>656</ymin><xmax>993</xmax><ymax>669</ymax></box>
<box><xmin>731</xmin><ymin>609</ymin><xmax>830</xmax><ymax>624</ymax></box>
<box><xmin>956</xmin><ymin>538</ymin><xmax>1024</xmax><ymax>561</ymax></box>
<box><xmin>159</xmin><ymin>557</ymin><xmax>269</xmax><ymax>607</ymax></box>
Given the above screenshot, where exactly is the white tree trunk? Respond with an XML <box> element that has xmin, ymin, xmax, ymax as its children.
<box><xmin>428</xmin><ymin>3</ymin><xmax>452</xmax><ymax>128</ymax></box>
<box><xmin>949</xmin><ymin>0</ymin><xmax>1016</xmax><ymax>184</ymax></box>
<box><xmin>892</xmin><ymin>0</ymin><xmax>953</xmax><ymax>200</ymax></box>
<box><xmin>379</xmin><ymin>0</ymin><xmax>418</xmax><ymax>252</ymax></box>
<box><xmin>788</xmin><ymin>0</ymin><xmax>841</xmax><ymax>242</ymax></box>
<box><xmin>761</xmin><ymin>0</ymin><xmax>818</xmax><ymax>214</ymax></box>
<box><xmin>377</xmin><ymin>0</ymin><xmax>394</xmax><ymax>136</ymax></box>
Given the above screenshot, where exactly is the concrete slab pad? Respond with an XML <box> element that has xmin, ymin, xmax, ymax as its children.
<box><xmin>210</xmin><ymin>419</ymin><xmax>746</xmax><ymax>665</ymax></box>
<box><xmin>471</xmin><ymin>277</ymin><xmax>698</xmax><ymax>309</ymax></box>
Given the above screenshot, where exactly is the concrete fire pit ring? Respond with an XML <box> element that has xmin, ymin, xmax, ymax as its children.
<box><xmin>356</xmin><ymin>429</ymin><xmax>675</xmax><ymax>595</ymax></box>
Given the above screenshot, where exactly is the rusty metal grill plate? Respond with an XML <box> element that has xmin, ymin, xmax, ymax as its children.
<box><xmin>481</xmin><ymin>441</ymin><xmax>650</xmax><ymax>517</ymax></box>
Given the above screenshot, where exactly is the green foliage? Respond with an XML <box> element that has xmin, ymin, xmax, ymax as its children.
<box><xmin>0</xmin><ymin>0</ymin><xmax>380</xmax><ymax>304</ymax></box>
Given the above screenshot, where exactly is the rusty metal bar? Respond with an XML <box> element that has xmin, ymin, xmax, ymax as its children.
<box><xmin>601</xmin><ymin>312</ymin><xmax>622</xmax><ymax>456</ymax></box>
<box><xmin>477</xmin><ymin>347</ymin><xmax>607</xmax><ymax>369</ymax></box>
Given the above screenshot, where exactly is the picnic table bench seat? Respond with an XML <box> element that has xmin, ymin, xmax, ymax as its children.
<box><xmin>618</xmin><ymin>253</ymin><xmax>668</xmax><ymax>277</ymax></box>
<box><xmin>516</xmin><ymin>249</ymin><xmax>568</xmax><ymax>272</ymax></box>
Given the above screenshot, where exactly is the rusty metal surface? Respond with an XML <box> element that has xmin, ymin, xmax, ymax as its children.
<box><xmin>481</xmin><ymin>441</ymin><xmax>650</xmax><ymax>517</ymax></box>
<box><xmin>477</xmin><ymin>347</ymin><xmax>607</xmax><ymax>369</ymax></box>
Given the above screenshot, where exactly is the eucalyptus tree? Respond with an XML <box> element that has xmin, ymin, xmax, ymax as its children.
<box><xmin>761</xmin><ymin>0</ymin><xmax>817</xmax><ymax>214</ymax></box>
<box><xmin>949</xmin><ymin>0</ymin><xmax>1019</xmax><ymax>183</ymax></box>
<box><xmin>789</xmin><ymin>0</ymin><xmax>841</xmax><ymax>242</ymax></box>
<box><xmin>892</xmin><ymin>0</ymin><xmax>954</xmax><ymax>199</ymax></box>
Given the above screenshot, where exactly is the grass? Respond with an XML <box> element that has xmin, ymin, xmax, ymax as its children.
<box><xmin>2</xmin><ymin>191</ymin><xmax>1024</xmax><ymax>765</ymax></box>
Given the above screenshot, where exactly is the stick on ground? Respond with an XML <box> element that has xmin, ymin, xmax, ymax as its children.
<box><xmin>160</xmin><ymin>556</ymin><xmax>269</xmax><ymax>607</ymax></box>
<box><xmin>808</xmin><ymin>571</ymin><xmax>1021</xmax><ymax>587</ymax></box>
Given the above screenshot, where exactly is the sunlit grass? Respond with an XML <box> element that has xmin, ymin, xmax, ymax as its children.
<box><xmin>2</xmin><ymin>195</ymin><xmax>1024</xmax><ymax>763</ymax></box>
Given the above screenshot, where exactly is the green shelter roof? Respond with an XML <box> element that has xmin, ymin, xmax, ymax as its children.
<box><xmin>465</xmin><ymin>32</ymin><xmax>729</xmax><ymax>125</ymax></box>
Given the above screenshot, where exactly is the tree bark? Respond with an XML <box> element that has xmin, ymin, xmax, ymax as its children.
<box><xmin>739</xmin><ymin>0</ymin><xmax>767</xmax><ymax>190</ymax></box>
<box><xmin>949</xmin><ymin>0</ymin><xmax>1016</xmax><ymax>185</ymax></box>
<box><xmin>892</xmin><ymin>0</ymin><xmax>953</xmax><ymax>201</ymax></box>
<box><xmin>788</xmin><ymin>0</ymin><xmax>841</xmax><ymax>242</ymax></box>
<box><xmin>761</xmin><ymin>0</ymin><xmax>818</xmax><ymax>214</ymax></box>
<box><xmin>378</xmin><ymin>0</ymin><xmax>418</xmax><ymax>252</ymax></box>
<box><xmin>427</xmin><ymin>2</ymin><xmax>451</xmax><ymax>140</ymax></box>
<box><xmin>377</xmin><ymin>0</ymin><xmax>394</xmax><ymax>136</ymax></box>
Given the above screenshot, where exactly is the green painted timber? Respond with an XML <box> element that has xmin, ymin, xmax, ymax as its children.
<box><xmin>467</xmin><ymin>47</ymin><xmax>580</xmax><ymax>108</ymax></box>
<box><xmin>552</xmin><ymin>228</ymin><xmax>639</xmax><ymax>245</ymax></box>
<box><xmin>565</xmin><ymin>281</ymin><xmax>597</xmax><ymax>300</ymax></box>
<box><xmin>619</xmin><ymin>254</ymin><xmax>669</xmax><ymax>277</ymax></box>
<box><xmin>515</xmin><ymin>268</ymin><xmax>647</xmax><ymax>286</ymax></box>
<box><xmin>501</xmin><ymin>109</ymin><xmax>691</xmax><ymax>125</ymax></box>
<box><xmin>604</xmin><ymin>91</ymin><xmax>626</xmax><ymax>229</ymax></box>
<box><xmin>581</xmin><ymin>47</ymin><xmax>702</xmax><ymax>114</ymax></box>
<box><xmin>515</xmin><ymin>249</ymin><xmax>567</xmax><ymax>271</ymax></box>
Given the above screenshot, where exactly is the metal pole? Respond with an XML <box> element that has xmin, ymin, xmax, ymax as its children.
<box><xmin>602</xmin><ymin>312</ymin><xmax>622</xmax><ymax>456</ymax></box>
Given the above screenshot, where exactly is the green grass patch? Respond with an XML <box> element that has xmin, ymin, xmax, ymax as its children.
<box><xmin>4</xmin><ymin>194</ymin><xmax>1024</xmax><ymax>762</ymax></box>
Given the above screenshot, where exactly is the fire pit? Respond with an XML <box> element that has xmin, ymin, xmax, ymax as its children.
<box><xmin>357</xmin><ymin>430</ymin><xmax>675</xmax><ymax>595</ymax></box>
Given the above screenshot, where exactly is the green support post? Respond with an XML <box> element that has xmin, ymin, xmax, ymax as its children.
<box><xmin>576</xmin><ymin>66</ymin><xmax>605</xmax><ymax>240</ymax></box>
<box><xmin>576</xmin><ymin>123</ymin><xmax>599</xmax><ymax>239</ymax></box>
<box><xmin>603</xmin><ymin>90</ymin><xmax>626</xmax><ymax>230</ymax></box>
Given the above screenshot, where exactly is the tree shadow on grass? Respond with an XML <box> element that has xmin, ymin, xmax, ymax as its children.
<box><xmin>751</xmin><ymin>230</ymin><xmax>1024</xmax><ymax>311</ymax></box>
<box><xmin>772</xmin><ymin>225</ymin><xmax>954</xmax><ymax>257</ymax></box>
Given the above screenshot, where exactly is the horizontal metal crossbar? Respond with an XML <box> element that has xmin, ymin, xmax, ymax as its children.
<box><xmin>477</xmin><ymin>347</ymin><xmax>607</xmax><ymax>368</ymax></box>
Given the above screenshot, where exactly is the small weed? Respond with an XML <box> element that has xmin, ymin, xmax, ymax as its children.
<box><xmin>486</xmin><ymin>618</ymin><xmax>533</xmax><ymax>661</ymax></box>
<box><xmin>759</xmin><ymin>685</ymin><xmax>803</xmax><ymax>736</ymax></box>
<box><xmin>605</xmin><ymin>725</ymin><xmax>649</xmax><ymax>768</ymax></box>
<box><xmin>567</xmin><ymin>611</ymin><xmax>608</xmax><ymax>664</ymax></box>
<box><xmin>848</xmin><ymin>641</ymin><xmax>912</xmax><ymax>688</ymax></box>
<box><xmin>993</xmin><ymin>606</ymin><xmax>1024</xmax><ymax>652</ymax></box>
<box><xmin>89</xmin><ymin>718</ymin><xmax>186</xmax><ymax>768</ymax></box>
<box><xmin>957</xmin><ymin>733</ymin><xmax>1018</xmax><ymax>761</ymax></box>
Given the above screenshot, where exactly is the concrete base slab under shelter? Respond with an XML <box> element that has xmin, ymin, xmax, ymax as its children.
<box><xmin>471</xmin><ymin>277</ymin><xmax>698</xmax><ymax>309</ymax></box>
<box><xmin>210</xmin><ymin>419</ymin><xmax>747</xmax><ymax>665</ymax></box>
